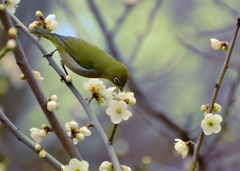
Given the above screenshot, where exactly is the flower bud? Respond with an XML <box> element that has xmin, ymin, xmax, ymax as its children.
<box><xmin>20</xmin><ymin>74</ymin><xmax>25</xmax><ymax>80</ymax></box>
<box><xmin>69</xmin><ymin>120</ymin><xmax>78</xmax><ymax>131</ymax></box>
<box><xmin>28</xmin><ymin>23</ymin><xmax>35</xmax><ymax>31</ymax></box>
<box><xmin>0</xmin><ymin>4</ymin><xmax>4</xmax><ymax>10</ymax></box>
<box><xmin>41</xmin><ymin>124</ymin><xmax>47</xmax><ymax>129</ymax></box>
<box><xmin>35</xmin><ymin>144</ymin><xmax>42</xmax><ymax>151</ymax></box>
<box><xmin>212</xmin><ymin>103</ymin><xmax>222</xmax><ymax>113</ymax></box>
<box><xmin>49</xmin><ymin>94</ymin><xmax>58</xmax><ymax>102</ymax></box>
<box><xmin>65</xmin><ymin>75</ymin><xmax>72</xmax><ymax>82</ymax></box>
<box><xmin>8</xmin><ymin>27</ymin><xmax>17</xmax><ymax>38</ymax></box>
<box><xmin>7</xmin><ymin>39</ymin><xmax>16</xmax><ymax>49</ymax></box>
<box><xmin>129</xmin><ymin>98</ymin><xmax>136</xmax><ymax>105</ymax></box>
<box><xmin>200</xmin><ymin>104</ymin><xmax>209</xmax><ymax>113</ymax></box>
<box><xmin>47</xmin><ymin>101</ymin><xmax>58</xmax><ymax>111</ymax></box>
<box><xmin>142</xmin><ymin>156</ymin><xmax>151</xmax><ymax>165</ymax></box>
<box><xmin>39</xmin><ymin>150</ymin><xmax>46</xmax><ymax>158</ymax></box>
<box><xmin>75</xmin><ymin>133</ymin><xmax>84</xmax><ymax>141</ymax></box>
<box><xmin>28</xmin><ymin>21</ymin><xmax>41</xmax><ymax>31</ymax></box>
<box><xmin>35</xmin><ymin>10</ymin><xmax>44</xmax><ymax>19</ymax></box>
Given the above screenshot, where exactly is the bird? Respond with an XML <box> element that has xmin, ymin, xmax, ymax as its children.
<box><xmin>31</xmin><ymin>27</ymin><xmax>129</xmax><ymax>90</ymax></box>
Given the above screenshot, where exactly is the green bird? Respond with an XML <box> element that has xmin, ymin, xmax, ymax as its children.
<box><xmin>31</xmin><ymin>27</ymin><xmax>129</xmax><ymax>90</ymax></box>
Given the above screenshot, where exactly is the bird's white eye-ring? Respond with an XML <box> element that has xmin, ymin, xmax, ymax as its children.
<box><xmin>113</xmin><ymin>77</ymin><xmax>120</xmax><ymax>86</ymax></box>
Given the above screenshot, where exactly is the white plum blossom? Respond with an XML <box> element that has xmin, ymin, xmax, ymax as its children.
<box><xmin>5</xmin><ymin>0</ymin><xmax>20</xmax><ymax>14</ymax></box>
<box><xmin>106</xmin><ymin>100</ymin><xmax>132</xmax><ymax>124</ymax></box>
<box><xmin>174</xmin><ymin>139</ymin><xmax>193</xmax><ymax>159</ymax></box>
<box><xmin>62</xmin><ymin>158</ymin><xmax>89</xmax><ymax>171</ymax></box>
<box><xmin>83</xmin><ymin>79</ymin><xmax>115</xmax><ymax>107</ymax></box>
<box><xmin>210</xmin><ymin>38</ymin><xmax>229</xmax><ymax>52</ymax></box>
<box><xmin>65</xmin><ymin>121</ymin><xmax>91</xmax><ymax>145</ymax></box>
<box><xmin>116</xmin><ymin>91</ymin><xmax>136</xmax><ymax>105</ymax></box>
<box><xmin>30</xmin><ymin>128</ymin><xmax>46</xmax><ymax>144</ymax></box>
<box><xmin>44</xmin><ymin>14</ymin><xmax>58</xmax><ymax>31</ymax></box>
<box><xmin>201</xmin><ymin>113</ymin><xmax>223</xmax><ymax>135</ymax></box>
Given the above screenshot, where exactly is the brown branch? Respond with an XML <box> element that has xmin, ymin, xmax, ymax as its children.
<box><xmin>0</xmin><ymin>3</ymin><xmax>81</xmax><ymax>160</ymax></box>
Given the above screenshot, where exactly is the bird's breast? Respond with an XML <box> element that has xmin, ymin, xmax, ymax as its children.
<box><xmin>60</xmin><ymin>52</ymin><xmax>97</xmax><ymax>78</ymax></box>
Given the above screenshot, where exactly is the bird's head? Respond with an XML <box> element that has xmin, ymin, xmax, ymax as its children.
<box><xmin>107</xmin><ymin>63</ymin><xmax>129</xmax><ymax>91</ymax></box>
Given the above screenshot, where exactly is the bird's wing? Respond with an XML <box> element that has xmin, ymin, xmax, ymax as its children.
<box><xmin>54</xmin><ymin>35</ymin><xmax>100</xmax><ymax>70</ymax></box>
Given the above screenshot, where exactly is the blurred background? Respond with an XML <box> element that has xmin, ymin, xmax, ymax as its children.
<box><xmin>0</xmin><ymin>0</ymin><xmax>240</xmax><ymax>170</ymax></box>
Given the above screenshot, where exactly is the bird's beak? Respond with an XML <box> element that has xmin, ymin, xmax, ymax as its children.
<box><xmin>119</xmin><ymin>87</ymin><xmax>124</xmax><ymax>92</ymax></box>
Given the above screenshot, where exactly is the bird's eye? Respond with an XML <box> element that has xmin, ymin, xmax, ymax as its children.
<box><xmin>113</xmin><ymin>77</ymin><xmax>120</xmax><ymax>86</ymax></box>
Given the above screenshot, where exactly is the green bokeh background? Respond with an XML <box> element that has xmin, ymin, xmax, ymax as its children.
<box><xmin>1</xmin><ymin>0</ymin><xmax>240</xmax><ymax>170</ymax></box>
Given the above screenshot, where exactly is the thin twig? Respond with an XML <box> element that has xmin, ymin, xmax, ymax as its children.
<box><xmin>108</xmin><ymin>124</ymin><xmax>118</xmax><ymax>143</ymax></box>
<box><xmin>189</xmin><ymin>17</ymin><xmax>240</xmax><ymax>171</ymax></box>
<box><xmin>0</xmin><ymin>3</ymin><xmax>81</xmax><ymax>160</ymax></box>
<box><xmin>206</xmin><ymin>69</ymin><xmax>240</xmax><ymax>158</ymax></box>
<box><xmin>0</xmin><ymin>110</ymin><xmax>63</xmax><ymax>170</ymax></box>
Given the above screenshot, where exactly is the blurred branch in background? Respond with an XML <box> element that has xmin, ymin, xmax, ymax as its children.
<box><xmin>127</xmin><ymin>0</ymin><xmax>162</xmax><ymax>64</ymax></box>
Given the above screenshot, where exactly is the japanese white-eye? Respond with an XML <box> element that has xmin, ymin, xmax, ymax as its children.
<box><xmin>31</xmin><ymin>27</ymin><xmax>129</xmax><ymax>90</ymax></box>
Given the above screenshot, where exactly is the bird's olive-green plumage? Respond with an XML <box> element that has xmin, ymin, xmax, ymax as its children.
<box><xmin>31</xmin><ymin>27</ymin><xmax>129</xmax><ymax>90</ymax></box>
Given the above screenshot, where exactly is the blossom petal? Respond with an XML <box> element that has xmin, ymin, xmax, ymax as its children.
<box><xmin>212</xmin><ymin>124</ymin><xmax>221</xmax><ymax>133</ymax></box>
<box><xmin>110</xmin><ymin>114</ymin><xmax>122</xmax><ymax>124</ymax></box>
<box><xmin>122</xmin><ymin>110</ymin><xmax>132</xmax><ymax>120</ymax></box>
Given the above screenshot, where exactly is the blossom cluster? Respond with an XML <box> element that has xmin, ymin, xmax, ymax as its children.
<box><xmin>29</xmin><ymin>11</ymin><xmax>58</xmax><ymax>32</ymax></box>
<box><xmin>30</xmin><ymin>124</ymin><xmax>50</xmax><ymax>144</ymax></box>
<box><xmin>174</xmin><ymin>103</ymin><xmax>223</xmax><ymax>159</ymax></box>
<box><xmin>65</xmin><ymin>120</ymin><xmax>91</xmax><ymax>145</ymax></box>
<box><xmin>83</xmin><ymin>79</ymin><xmax>136</xmax><ymax>124</ymax></box>
<box><xmin>200</xmin><ymin>103</ymin><xmax>223</xmax><ymax>136</ymax></box>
